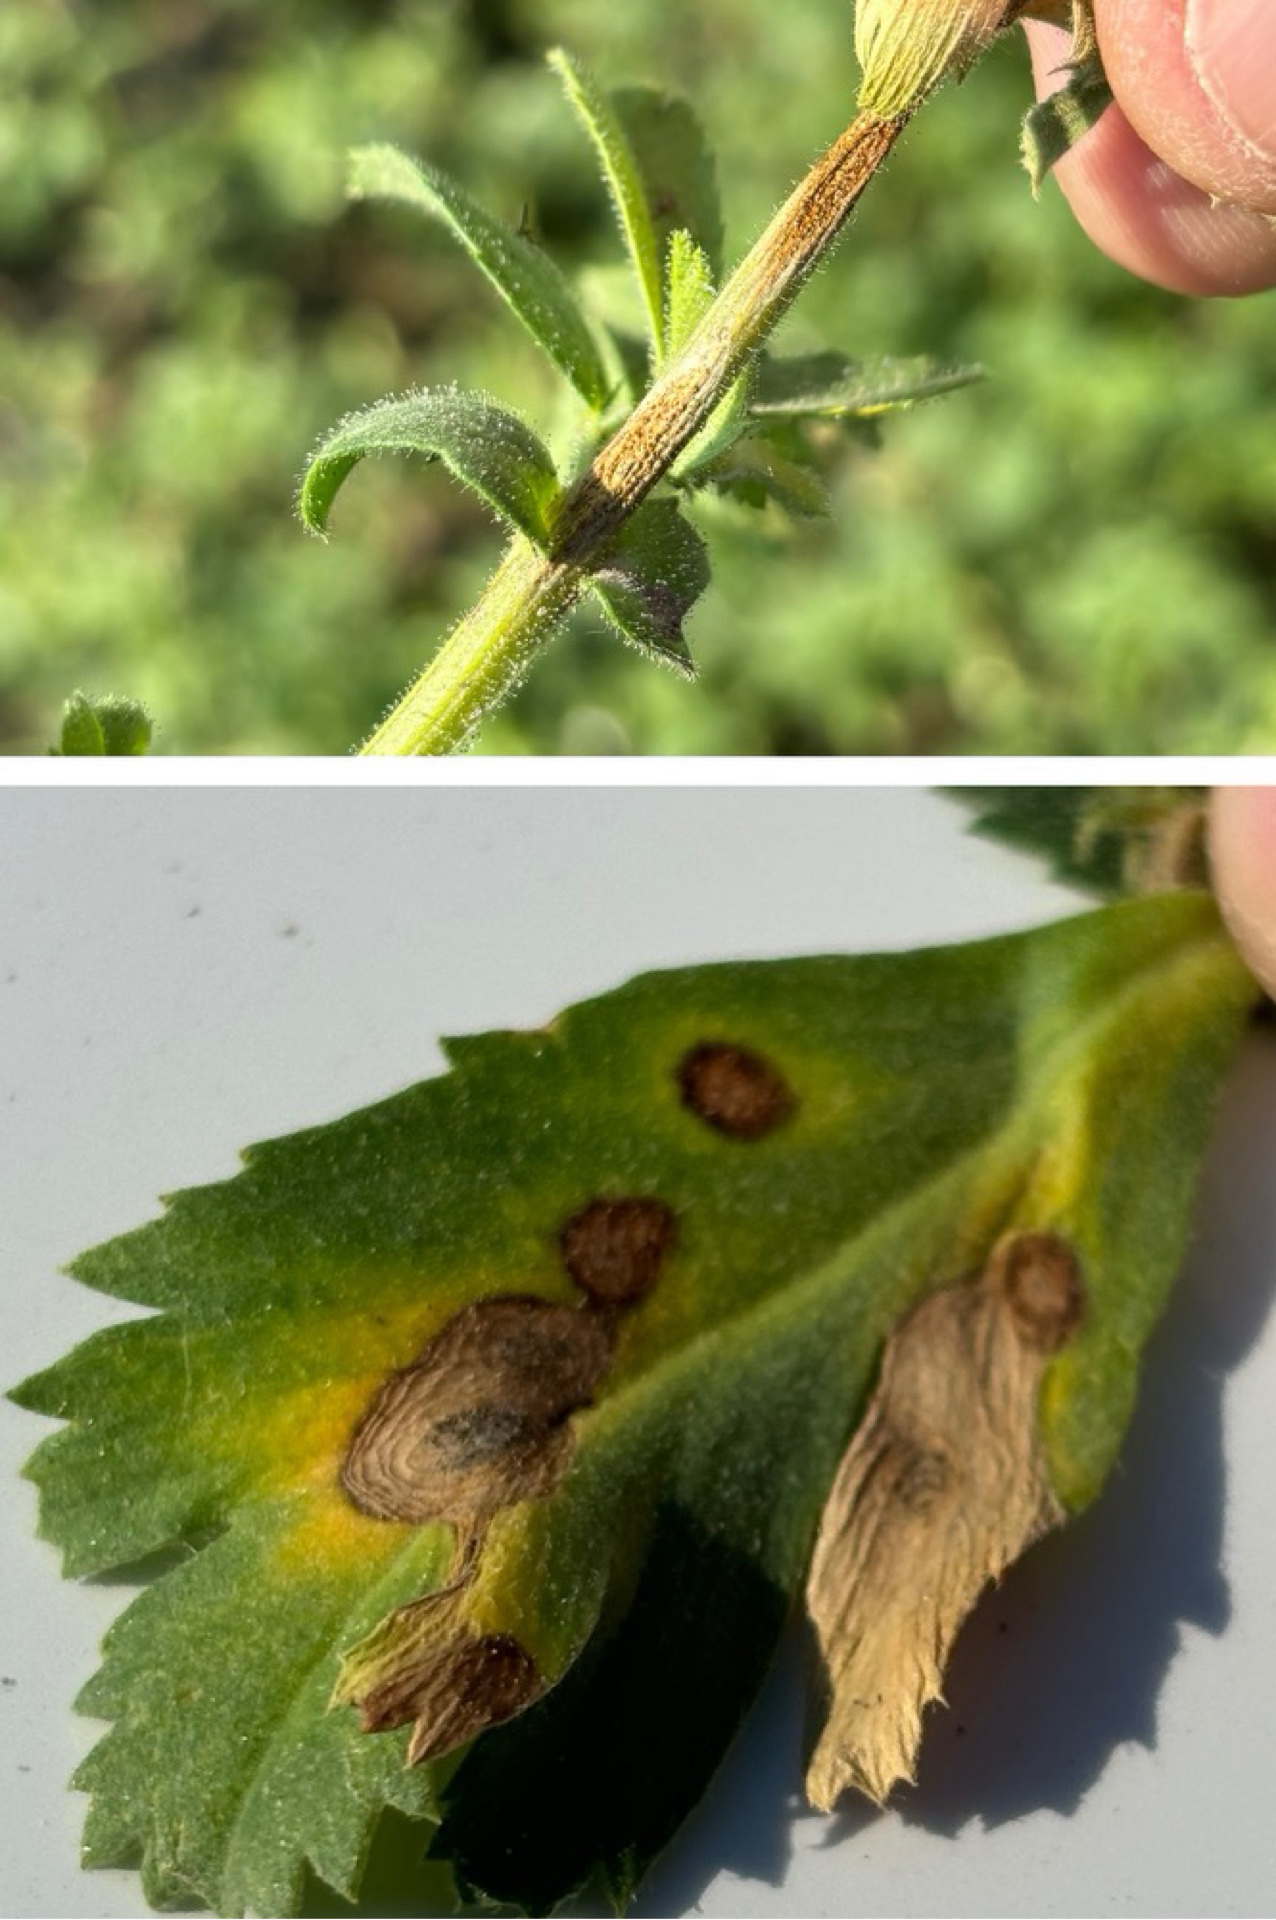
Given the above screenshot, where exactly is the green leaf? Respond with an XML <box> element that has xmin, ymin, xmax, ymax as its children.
<box><xmin>664</xmin><ymin>228</ymin><xmax>716</xmax><ymax>359</ymax></box>
<box><xmin>348</xmin><ymin>144</ymin><xmax>610</xmax><ymax>410</ymax></box>
<box><xmin>58</xmin><ymin>691</ymin><xmax>105</xmax><ymax>756</ymax></box>
<box><xmin>589</xmin><ymin>495</ymin><xmax>709</xmax><ymax>676</ymax></box>
<box><xmin>662</xmin><ymin>231</ymin><xmax>753</xmax><ymax>480</ymax></box>
<box><xmin>57</xmin><ymin>692</ymin><xmax>153</xmax><ymax>756</ymax></box>
<box><xmin>957</xmin><ymin>787</ymin><xmax>1209</xmax><ymax>898</ymax></box>
<box><xmin>702</xmin><ymin>436</ymin><xmax>830</xmax><ymax>518</ymax></box>
<box><xmin>753</xmin><ymin>350</ymin><xmax>982</xmax><ymax>419</ymax></box>
<box><xmin>549</xmin><ymin>49</ymin><xmax>666</xmax><ymax>362</ymax></box>
<box><xmin>611</xmin><ymin>85</ymin><xmax>725</xmax><ymax>280</ymax></box>
<box><xmin>299</xmin><ymin>387</ymin><xmax>563</xmax><ymax>550</ymax></box>
<box><xmin>1022</xmin><ymin>46</ymin><xmax>1114</xmax><ymax>195</ymax></box>
<box><xmin>14</xmin><ymin>894</ymin><xmax>1254</xmax><ymax>1916</ymax></box>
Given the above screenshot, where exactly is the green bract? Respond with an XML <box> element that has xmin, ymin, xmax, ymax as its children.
<box><xmin>854</xmin><ymin>0</ymin><xmax>1010</xmax><ymax>117</ymax></box>
<box><xmin>14</xmin><ymin>887</ymin><xmax>1255</xmax><ymax>1916</ymax></box>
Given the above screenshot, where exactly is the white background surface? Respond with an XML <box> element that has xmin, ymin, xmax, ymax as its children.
<box><xmin>1</xmin><ymin>786</ymin><xmax>1274</xmax><ymax>1918</ymax></box>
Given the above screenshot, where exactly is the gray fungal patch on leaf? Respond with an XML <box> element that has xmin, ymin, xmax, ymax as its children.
<box><xmin>341</xmin><ymin>1296</ymin><xmax>613</xmax><ymax>1525</ymax></box>
<box><xmin>804</xmin><ymin>1230</ymin><xmax>1084</xmax><ymax>1812</ymax></box>
<box><xmin>560</xmin><ymin>1196</ymin><xmax>678</xmax><ymax>1307</ymax></box>
<box><xmin>677</xmin><ymin>1041</ymin><xmax>796</xmax><ymax>1140</ymax></box>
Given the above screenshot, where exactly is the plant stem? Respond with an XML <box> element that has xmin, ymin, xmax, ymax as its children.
<box><xmin>360</xmin><ymin>540</ymin><xmax>583</xmax><ymax>756</ymax></box>
<box><xmin>358</xmin><ymin>109</ymin><xmax>908</xmax><ymax>757</ymax></box>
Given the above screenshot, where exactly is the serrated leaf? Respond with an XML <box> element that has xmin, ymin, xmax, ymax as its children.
<box><xmin>14</xmin><ymin>893</ymin><xmax>1254</xmax><ymax>1916</ymax></box>
<box><xmin>348</xmin><ymin>143</ymin><xmax>610</xmax><ymax>411</ymax></box>
<box><xmin>956</xmin><ymin>787</ymin><xmax>1209</xmax><ymax>898</ymax></box>
<box><xmin>588</xmin><ymin>495</ymin><xmax>709</xmax><ymax>676</ymax></box>
<box><xmin>299</xmin><ymin>387</ymin><xmax>563</xmax><ymax>549</ymax></box>
<box><xmin>753</xmin><ymin>349</ymin><xmax>982</xmax><ymax>419</ymax></box>
<box><xmin>58</xmin><ymin>692</ymin><xmax>105</xmax><ymax>756</ymax></box>
<box><xmin>1021</xmin><ymin>10</ymin><xmax>1113</xmax><ymax>195</ymax></box>
<box><xmin>57</xmin><ymin>691</ymin><xmax>153</xmax><ymax>756</ymax></box>
<box><xmin>549</xmin><ymin>49</ymin><xmax>666</xmax><ymax>362</ymax></box>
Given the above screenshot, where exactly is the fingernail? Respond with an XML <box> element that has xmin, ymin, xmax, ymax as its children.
<box><xmin>1187</xmin><ymin>0</ymin><xmax>1276</xmax><ymax>161</ymax></box>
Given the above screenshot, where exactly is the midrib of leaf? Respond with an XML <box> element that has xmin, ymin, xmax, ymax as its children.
<box><xmin>579</xmin><ymin>1105</ymin><xmax>1018</xmax><ymax>1462</ymax></box>
<box><xmin>1006</xmin><ymin>891</ymin><xmax>1237</xmax><ymax>1097</ymax></box>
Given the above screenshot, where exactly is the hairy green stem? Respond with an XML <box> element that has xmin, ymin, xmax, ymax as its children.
<box><xmin>360</xmin><ymin>541</ymin><xmax>583</xmax><ymax>756</ymax></box>
<box><xmin>358</xmin><ymin>109</ymin><xmax>908</xmax><ymax>757</ymax></box>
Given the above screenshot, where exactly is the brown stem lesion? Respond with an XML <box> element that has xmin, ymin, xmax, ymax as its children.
<box><xmin>359</xmin><ymin>109</ymin><xmax>909</xmax><ymax>756</ymax></box>
<box><xmin>553</xmin><ymin>111</ymin><xmax>908</xmax><ymax>564</ymax></box>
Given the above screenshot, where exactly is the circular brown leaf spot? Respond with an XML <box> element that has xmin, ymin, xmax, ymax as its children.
<box><xmin>677</xmin><ymin>1041</ymin><xmax>796</xmax><ymax>1140</ymax></box>
<box><xmin>342</xmin><ymin>1296</ymin><xmax>614</xmax><ymax>1525</ymax></box>
<box><xmin>560</xmin><ymin>1196</ymin><xmax>678</xmax><ymax>1307</ymax></box>
<box><xmin>998</xmin><ymin>1231</ymin><xmax>1085</xmax><ymax>1354</ymax></box>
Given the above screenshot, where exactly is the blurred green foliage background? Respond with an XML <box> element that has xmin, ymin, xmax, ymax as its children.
<box><xmin>2</xmin><ymin>0</ymin><xmax>1274</xmax><ymax>754</ymax></box>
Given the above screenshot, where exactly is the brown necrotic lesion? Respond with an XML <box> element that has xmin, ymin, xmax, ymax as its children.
<box><xmin>335</xmin><ymin>1580</ymin><xmax>543</xmax><ymax>1766</ymax></box>
<box><xmin>677</xmin><ymin>1040</ymin><xmax>797</xmax><ymax>1140</ymax></box>
<box><xmin>334</xmin><ymin>1190</ymin><xmax>683</xmax><ymax>1764</ymax></box>
<box><xmin>341</xmin><ymin>1296</ymin><xmax>614</xmax><ymax>1527</ymax></box>
<box><xmin>559</xmin><ymin>1195</ymin><xmax>678</xmax><ymax>1307</ymax></box>
<box><xmin>804</xmin><ymin>1230</ymin><xmax>1085</xmax><ymax>1811</ymax></box>
<box><xmin>334</xmin><ymin>1293</ymin><xmax>618</xmax><ymax>1765</ymax></box>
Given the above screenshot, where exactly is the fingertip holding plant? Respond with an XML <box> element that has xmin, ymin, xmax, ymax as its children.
<box><xmin>1211</xmin><ymin>787</ymin><xmax>1276</xmax><ymax>1001</ymax></box>
<box><xmin>13</xmin><ymin>791</ymin><xmax>1268</xmax><ymax>1916</ymax></box>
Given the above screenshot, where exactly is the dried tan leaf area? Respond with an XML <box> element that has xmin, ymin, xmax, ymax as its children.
<box><xmin>331</xmin><ymin>1571</ymin><xmax>542</xmax><ymax>1765</ymax></box>
<box><xmin>853</xmin><ymin>2</ymin><xmax>1092</xmax><ymax>120</ymax></box>
<box><xmin>854</xmin><ymin>0</ymin><xmax>1016</xmax><ymax>119</ymax></box>
<box><xmin>804</xmin><ymin>1230</ymin><xmax>1084</xmax><ymax>1810</ymax></box>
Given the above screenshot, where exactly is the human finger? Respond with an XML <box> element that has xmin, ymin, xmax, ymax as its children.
<box><xmin>1024</xmin><ymin>19</ymin><xmax>1276</xmax><ymax>294</ymax></box>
